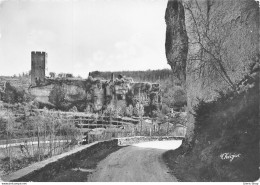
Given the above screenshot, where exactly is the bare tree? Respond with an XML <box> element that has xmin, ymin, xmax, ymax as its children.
<box><xmin>133</xmin><ymin>102</ymin><xmax>144</xmax><ymax>135</ymax></box>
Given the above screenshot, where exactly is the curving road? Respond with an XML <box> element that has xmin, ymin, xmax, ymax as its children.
<box><xmin>88</xmin><ymin>140</ymin><xmax>182</xmax><ymax>182</ymax></box>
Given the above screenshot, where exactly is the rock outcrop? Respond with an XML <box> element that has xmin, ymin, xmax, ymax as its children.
<box><xmin>165</xmin><ymin>0</ymin><xmax>188</xmax><ymax>81</ymax></box>
<box><xmin>165</xmin><ymin>0</ymin><xmax>259</xmax><ymax>139</ymax></box>
<box><xmin>29</xmin><ymin>76</ymin><xmax>162</xmax><ymax>115</ymax></box>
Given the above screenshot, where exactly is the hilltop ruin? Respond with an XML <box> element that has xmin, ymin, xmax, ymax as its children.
<box><xmin>29</xmin><ymin>51</ymin><xmax>162</xmax><ymax>115</ymax></box>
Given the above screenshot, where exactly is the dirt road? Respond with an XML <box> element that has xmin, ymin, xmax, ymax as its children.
<box><xmin>88</xmin><ymin>140</ymin><xmax>181</xmax><ymax>182</ymax></box>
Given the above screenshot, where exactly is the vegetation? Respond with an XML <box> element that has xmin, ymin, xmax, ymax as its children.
<box><xmin>89</xmin><ymin>69</ymin><xmax>186</xmax><ymax>113</ymax></box>
<box><xmin>89</xmin><ymin>69</ymin><xmax>175</xmax><ymax>83</ymax></box>
<box><xmin>2</xmin><ymin>68</ymin><xmax>187</xmax><ymax>115</ymax></box>
<box><xmin>0</xmin><ymin>82</ymin><xmax>32</xmax><ymax>104</ymax></box>
<box><xmin>163</xmin><ymin>70</ymin><xmax>259</xmax><ymax>181</ymax></box>
<box><xmin>49</xmin><ymin>84</ymin><xmax>66</xmax><ymax>110</ymax></box>
<box><xmin>0</xmin><ymin>106</ymin><xmax>81</xmax><ymax>175</ymax></box>
<box><xmin>0</xmin><ymin>68</ymin><xmax>188</xmax><ymax>177</ymax></box>
<box><xmin>161</xmin><ymin>84</ymin><xmax>186</xmax><ymax>111</ymax></box>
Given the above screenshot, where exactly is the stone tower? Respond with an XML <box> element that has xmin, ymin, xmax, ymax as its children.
<box><xmin>31</xmin><ymin>51</ymin><xmax>47</xmax><ymax>86</ymax></box>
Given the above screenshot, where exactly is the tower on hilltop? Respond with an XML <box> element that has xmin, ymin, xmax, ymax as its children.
<box><xmin>31</xmin><ymin>51</ymin><xmax>47</xmax><ymax>86</ymax></box>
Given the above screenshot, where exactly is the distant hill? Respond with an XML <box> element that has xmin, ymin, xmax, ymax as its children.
<box><xmin>89</xmin><ymin>69</ymin><xmax>176</xmax><ymax>83</ymax></box>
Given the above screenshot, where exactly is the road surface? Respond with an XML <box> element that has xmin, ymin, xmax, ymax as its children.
<box><xmin>88</xmin><ymin>140</ymin><xmax>182</xmax><ymax>182</ymax></box>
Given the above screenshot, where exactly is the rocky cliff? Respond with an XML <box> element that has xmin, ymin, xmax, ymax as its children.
<box><xmin>165</xmin><ymin>0</ymin><xmax>188</xmax><ymax>81</ymax></box>
<box><xmin>165</xmin><ymin>0</ymin><xmax>259</xmax><ymax>138</ymax></box>
<box><xmin>29</xmin><ymin>76</ymin><xmax>162</xmax><ymax>115</ymax></box>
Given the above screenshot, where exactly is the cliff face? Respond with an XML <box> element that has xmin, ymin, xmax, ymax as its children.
<box><xmin>165</xmin><ymin>0</ymin><xmax>188</xmax><ymax>81</ymax></box>
<box><xmin>165</xmin><ymin>0</ymin><xmax>259</xmax><ymax>138</ymax></box>
<box><xmin>29</xmin><ymin>77</ymin><xmax>162</xmax><ymax>115</ymax></box>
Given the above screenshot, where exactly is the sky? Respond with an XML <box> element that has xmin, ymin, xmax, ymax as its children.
<box><xmin>0</xmin><ymin>0</ymin><xmax>169</xmax><ymax>78</ymax></box>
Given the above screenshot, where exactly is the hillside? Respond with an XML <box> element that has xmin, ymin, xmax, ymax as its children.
<box><xmin>89</xmin><ymin>69</ymin><xmax>187</xmax><ymax>112</ymax></box>
<box><xmin>164</xmin><ymin>0</ymin><xmax>259</xmax><ymax>181</ymax></box>
<box><xmin>163</xmin><ymin>71</ymin><xmax>259</xmax><ymax>181</ymax></box>
<box><xmin>165</xmin><ymin>0</ymin><xmax>259</xmax><ymax>139</ymax></box>
<box><xmin>89</xmin><ymin>69</ymin><xmax>176</xmax><ymax>83</ymax></box>
<box><xmin>0</xmin><ymin>70</ymin><xmax>187</xmax><ymax>113</ymax></box>
<box><xmin>0</xmin><ymin>76</ymin><xmax>30</xmax><ymax>91</ymax></box>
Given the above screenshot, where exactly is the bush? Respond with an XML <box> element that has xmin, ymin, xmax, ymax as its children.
<box><xmin>165</xmin><ymin>72</ymin><xmax>259</xmax><ymax>182</ymax></box>
<box><xmin>162</xmin><ymin>85</ymin><xmax>187</xmax><ymax>111</ymax></box>
<box><xmin>0</xmin><ymin>82</ymin><xmax>30</xmax><ymax>104</ymax></box>
<box><xmin>49</xmin><ymin>84</ymin><xmax>66</xmax><ymax>110</ymax></box>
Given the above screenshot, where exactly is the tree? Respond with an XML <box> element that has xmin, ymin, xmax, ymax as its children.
<box><xmin>104</xmin><ymin>104</ymin><xmax>117</xmax><ymax>126</ymax></box>
<box><xmin>133</xmin><ymin>102</ymin><xmax>144</xmax><ymax>117</ymax></box>
<box><xmin>5</xmin><ymin>110</ymin><xmax>15</xmax><ymax>169</ymax></box>
<box><xmin>126</xmin><ymin>90</ymin><xmax>134</xmax><ymax>106</ymax></box>
<box><xmin>161</xmin><ymin>104</ymin><xmax>171</xmax><ymax>115</ymax></box>
<box><xmin>49</xmin><ymin>72</ymin><xmax>56</xmax><ymax>78</ymax></box>
<box><xmin>162</xmin><ymin>85</ymin><xmax>187</xmax><ymax>111</ymax></box>
<box><xmin>125</xmin><ymin>105</ymin><xmax>134</xmax><ymax>117</ymax></box>
<box><xmin>133</xmin><ymin>102</ymin><xmax>144</xmax><ymax>134</ymax></box>
<box><xmin>69</xmin><ymin>106</ymin><xmax>78</xmax><ymax>112</ymax></box>
<box><xmin>49</xmin><ymin>85</ymin><xmax>66</xmax><ymax>109</ymax></box>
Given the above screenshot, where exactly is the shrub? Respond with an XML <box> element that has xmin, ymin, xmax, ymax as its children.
<box><xmin>171</xmin><ymin>73</ymin><xmax>259</xmax><ymax>181</ymax></box>
<box><xmin>49</xmin><ymin>84</ymin><xmax>66</xmax><ymax>110</ymax></box>
<box><xmin>162</xmin><ymin>85</ymin><xmax>187</xmax><ymax>111</ymax></box>
<box><xmin>0</xmin><ymin>82</ymin><xmax>30</xmax><ymax>104</ymax></box>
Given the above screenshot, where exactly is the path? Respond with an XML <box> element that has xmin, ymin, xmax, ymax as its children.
<box><xmin>88</xmin><ymin>140</ymin><xmax>182</xmax><ymax>182</ymax></box>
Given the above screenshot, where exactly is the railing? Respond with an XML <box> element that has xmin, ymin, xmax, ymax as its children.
<box><xmin>84</xmin><ymin>122</ymin><xmax>186</xmax><ymax>144</ymax></box>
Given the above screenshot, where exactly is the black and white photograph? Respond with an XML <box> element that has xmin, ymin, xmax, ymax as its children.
<box><xmin>0</xmin><ymin>0</ymin><xmax>259</xmax><ymax>183</ymax></box>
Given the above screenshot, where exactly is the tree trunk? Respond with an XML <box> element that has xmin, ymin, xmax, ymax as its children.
<box><xmin>167</xmin><ymin>122</ymin><xmax>170</xmax><ymax>136</ymax></box>
<box><xmin>7</xmin><ymin>130</ymin><xmax>12</xmax><ymax>170</ymax></box>
<box><xmin>49</xmin><ymin>119</ymin><xmax>53</xmax><ymax>157</ymax></box>
<box><xmin>140</xmin><ymin>117</ymin><xmax>142</xmax><ymax>135</ymax></box>
<box><xmin>37</xmin><ymin>123</ymin><xmax>40</xmax><ymax>161</ymax></box>
<box><xmin>44</xmin><ymin>122</ymin><xmax>46</xmax><ymax>156</ymax></box>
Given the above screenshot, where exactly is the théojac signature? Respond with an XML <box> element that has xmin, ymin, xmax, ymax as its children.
<box><xmin>220</xmin><ymin>153</ymin><xmax>241</xmax><ymax>162</ymax></box>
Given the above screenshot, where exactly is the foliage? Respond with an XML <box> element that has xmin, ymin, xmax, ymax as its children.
<box><xmin>0</xmin><ymin>82</ymin><xmax>31</xmax><ymax>104</ymax></box>
<box><xmin>162</xmin><ymin>85</ymin><xmax>187</xmax><ymax>110</ymax></box>
<box><xmin>125</xmin><ymin>90</ymin><xmax>134</xmax><ymax>106</ymax></box>
<box><xmin>133</xmin><ymin>103</ymin><xmax>144</xmax><ymax>117</ymax></box>
<box><xmin>104</xmin><ymin>104</ymin><xmax>118</xmax><ymax>117</ymax></box>
<box><xmin>0</xmin><ymin>106</ymin><xmax>82</xmax><ymax>174</ymax></box>
<box><xmin>115</xmin><ymin>101</ymin><xmax>127</xmax><ymax>117</ymax></box>
<box><xmin>49</xmin><ymin>84</ymin><xmax>66</xmax><ymax>110</ymax></box>
<box><xmin>0</xmin><ymin>117</ymin><xmax>7</xmax><ymax>136</ymax></box>
<box><xmin>161</xmin><ymin>104</ymin><xmax>171</xmax><ymax>115</ymax></box>
<box><xmin>49</xmin><ymin>72</ymin><xmax>56</xmax><ymax>78</ymax></box>
<box><xmin>167</xmin><ymin>73</ymin><xmax>259</xmax><ymax>181</ymax></box>
<box><xmin>89</xmin><ymin>69</ymin><xmax>176</xmax><ymax>83</ymax></box>
<box><xmin>69</xmin><ymin>106</ymin><xmax>78</xmax><ymax>112</ymax></box>
<box><xmin>84</xmin><ymin>105</ymin><xmax>91</xmax><ymax>114</ymax></box>
<box><xmin>125</xmin><ymin>105</ymin><xmax>134</xmax><ymax>117</ymax></box>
